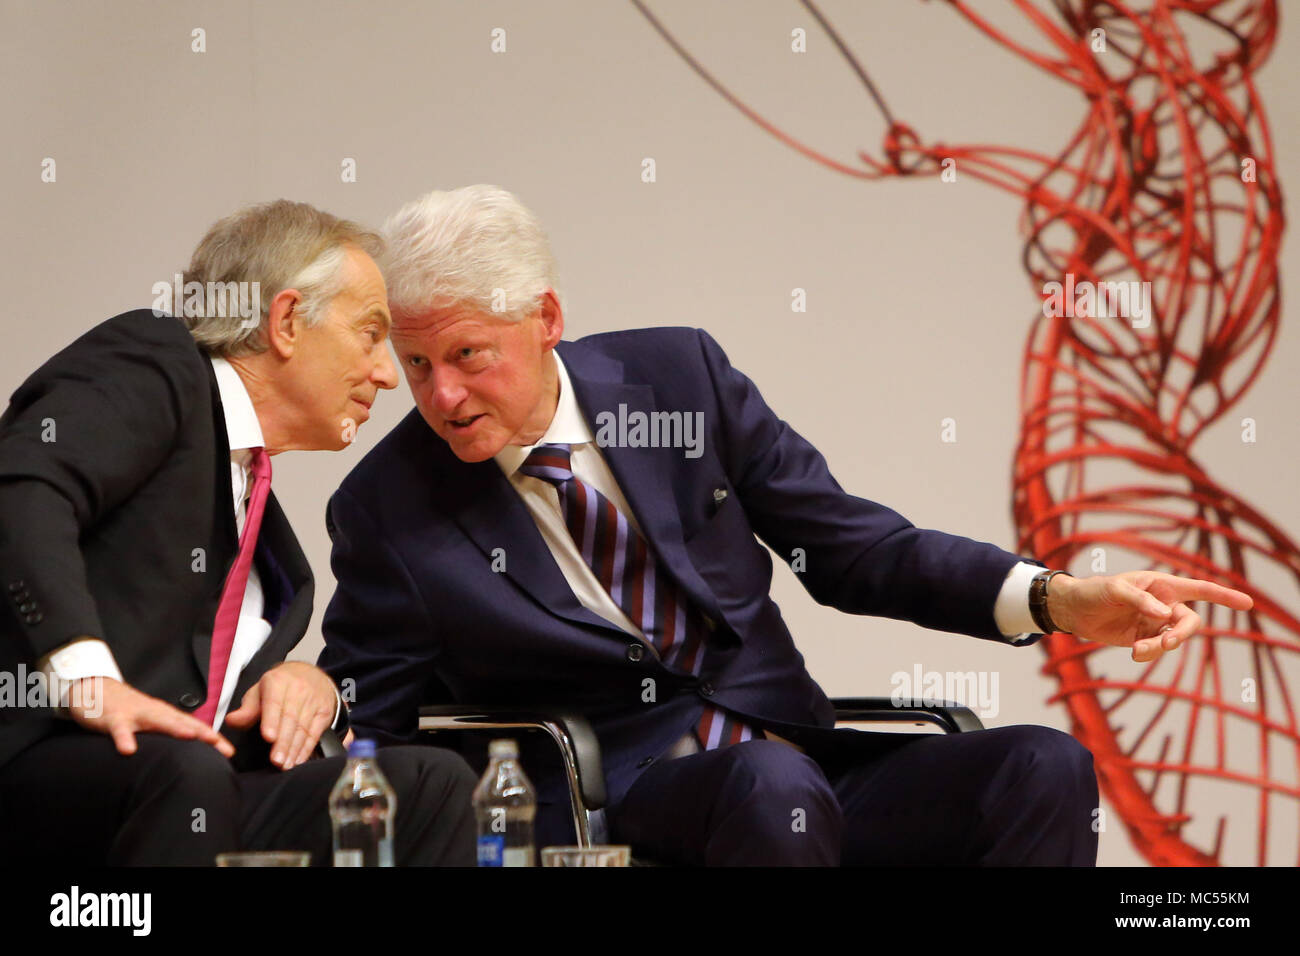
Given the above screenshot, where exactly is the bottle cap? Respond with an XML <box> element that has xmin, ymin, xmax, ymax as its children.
<box><xmin>348</xmin><ymin>738</ymin><xmax>377</xmax><ymax>758</ymax></box>
<box><xmin>488</xmin><ymin>738</ymin><xmax>519</xmax><ymax>759</ymax></box>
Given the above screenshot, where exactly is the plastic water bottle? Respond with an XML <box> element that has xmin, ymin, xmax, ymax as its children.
<box><xmin>329</xmin><ymin>739</ymin><xmax>396</xmax><ymax>867</ymax></box>
<box><xmin>472</xmin><ymin>738</ymin><xmax>536</xmax><ymax>866</ymax></box>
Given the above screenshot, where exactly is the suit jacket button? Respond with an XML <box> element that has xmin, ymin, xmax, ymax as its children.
<box><xmin>636</xmin><ymin>756</ymin><xmax>654</xmax><ymax>768</ymax></box>
<box><xmin>700</xmin><ymin>682</ymin><xmax>715</xmax><ymax>697</ymax></box>
<box><xmin>626</xmin><ymin>644</ymin><xmax>644</xmax><ymax>662</ymax></box>
<box><xmin>179</xmin><ymin>693</ymin><xmax>201</xmax><ymax>708</ymax></box>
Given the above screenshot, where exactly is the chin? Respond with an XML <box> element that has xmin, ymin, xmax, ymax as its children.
<box><xmin>440</xmin><ymin>431</ymin><xmax>506</xmax><ymax>463</ymax></box>
<box><xmin>449</xmin><ymin>443</ymin><xmax>498</xmax><ymax>464</ymax></box>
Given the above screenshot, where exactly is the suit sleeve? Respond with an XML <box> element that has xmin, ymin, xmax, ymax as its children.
<box><xmin>0</xmin><ymin>316</ymin><xmax>201</xmax><ymax>659</ymax></box>
<box><xmin>317</xmin><ymin>485</ymin><xmax>446</xmax><ymax>744</ymax></box>
<box><xmin>693</xmin><ymin>328</ymin><xmax>1039</xmax><ymax>644</ymax></box>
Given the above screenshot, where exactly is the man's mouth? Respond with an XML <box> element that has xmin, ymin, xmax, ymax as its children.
<box><xmin>449</xmin><ymin>414</ymin><xmax>484</xmax><ymax>430</ymax></box>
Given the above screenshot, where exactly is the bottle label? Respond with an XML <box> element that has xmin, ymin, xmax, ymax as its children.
<box><xmin>334</xmin><ymin>849</ymin><xmax>363</xmax><ymax>868</ymax></box>
<box><xmin>477</xmin><ymin>835</ymin><xmax>505</xmax><ymax>867</ymax></box>
<box><xmin>503</xmin><ymin>847</ymin><xmax>533</xmax><ymax>867</ymax></box>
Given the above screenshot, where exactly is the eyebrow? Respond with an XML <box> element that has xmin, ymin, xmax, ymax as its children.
<box><xmin>365</xmin><ymin>305</ymin><xmax>392</xmax><ymax>335</ymax></box>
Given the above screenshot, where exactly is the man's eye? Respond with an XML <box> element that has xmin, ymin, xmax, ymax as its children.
<box><xmin>458</xmin><ymin>348</ymin><xmax>475</xmax><ymax>360</ymax></box>
<box><xmin>406</xmin><ymin>356</ymin><xmax>427</xmax><ymax>369</ymax></box>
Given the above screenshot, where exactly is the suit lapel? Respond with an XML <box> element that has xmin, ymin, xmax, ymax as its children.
<box><xmin>553</xmin><ymin>341</ymin><xmax>727</xmax><ymax>629</ymax></box>
<box><xmin>435</xmin><ymin>449</ymin><xmax>630</xmax><ymax>637</ymax></box>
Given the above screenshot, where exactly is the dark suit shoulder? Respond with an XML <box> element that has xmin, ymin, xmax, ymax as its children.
<box><xmin>45</xmin><ymin>308</ymin><xmax>204</xmax><ymax>362</ymax></box>
<box><xmin>7</xmin><ymin>309</ymin><xmax>208</xmax><ymax>411</ymax></box>
<box><xmin>569</xmin><ymin>325</ymin><xmax>705</xmax><ymax>357</ymax></box>
<box><xmin>0</xmin><ymin>309</ymin><xmax>213</xmax><ymax>509</ymax></box>
<box><xmin>97</xmin><ymin>308</ymin><xmax>203</xmax><ymax>349</ymax></box>
<box><xmin>337</xmin><ymin>407</ymin><xmax>446</xmax><ymax>502</ymax></box>
<box><xmin>565</xmin><ymin>326</ymin><xmax>718</xmax><ymax>377</ymax></box>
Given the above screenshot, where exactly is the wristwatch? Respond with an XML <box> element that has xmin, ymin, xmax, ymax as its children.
<box><xmin>331</xmin><ymin>694</ymin><xmax>351</xmax><ymax>740</ymax></box>
<box><xmin>1029</xmin><ymin>569</ymin><xmax>1072</xmax><ymax>634</ymax></box>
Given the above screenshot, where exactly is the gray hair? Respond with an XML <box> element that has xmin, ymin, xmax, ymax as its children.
<box><xmin>180</xmin><ymin>200</ymin><xmax>383</xmax><ymax>356</ymax></box>
<box><xmin>380</xmin><ymin>185</ymin><xmax>559</xmax><ymax>322</ymax></box>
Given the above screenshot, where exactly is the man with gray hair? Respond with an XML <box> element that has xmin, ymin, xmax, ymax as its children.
<box><xmin>319</xmin><ymin>185</ymin><xmax>1251</xmax><ymax>865</ymax></box>
<box><xmin>0</xmin><ymin>200</ymin><xmax>477</xmax><ymax>866</ymax></box>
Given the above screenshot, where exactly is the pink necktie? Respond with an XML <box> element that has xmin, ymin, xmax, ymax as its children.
<box><xmin>195</xmin><ymin>447</ymin><xmax>272</xmax><ymax>727</ymax></box>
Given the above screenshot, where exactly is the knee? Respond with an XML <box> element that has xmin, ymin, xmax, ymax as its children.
<box><xmin>130</xmin><ymin>736</ymin><xmax>236</xmax><ymax>795</ymax></box>
<box><xmin>377</xmin><ymin>745</ymin><xmax>477</xmax><ymax>808</ymax></box>
<box><xmin>713</xmin><ymin>741</ymin><xmax>842</xmax><ymax>833</ymax></box>
<box><xmin>999</xmin><ymin>726</ymin><xmax>1097</xmax><ymax>805</ymax></box>
<box><xmin>122</xmin><ymin>736</ymin><xmax>239</xmax><ymax>822</ymax></box>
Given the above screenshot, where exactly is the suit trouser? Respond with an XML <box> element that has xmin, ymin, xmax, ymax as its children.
<box><xmin>606</xmin><ymin>724</ymin><xmax>1099</xmax><ymax>865</ymax></box>
<box><xmin>0</xmin><ymin>733</ymin><xmax>477</xmax><ymax>866</ymax></box>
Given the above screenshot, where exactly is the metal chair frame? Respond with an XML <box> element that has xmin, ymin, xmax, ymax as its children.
<box><xmin>416</xmin><ymin>697</ymin><xmax>986</xmax><ymax>848</ymax></box>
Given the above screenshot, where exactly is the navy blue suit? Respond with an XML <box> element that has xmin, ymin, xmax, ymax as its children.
<box><xmin>320</xmin><ymin>327</ymin><xmax>1097</xmax><ymax>864</ymax></box>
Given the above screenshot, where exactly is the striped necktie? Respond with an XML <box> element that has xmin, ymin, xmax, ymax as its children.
<box><xmin>520</xmin><ymin>442</ymin><xmax>755</xmax><ymax>750</ymax></box>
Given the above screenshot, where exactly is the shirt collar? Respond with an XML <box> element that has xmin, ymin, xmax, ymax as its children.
<box><xmin>495</xmin><ymin>349</ymin><xmax>593</xmax><ymax>479</ymax></box>
<box><xmin>209</xmin><ymin>355</ymin><xmax>265</xmax><ymax>454</ymax></box>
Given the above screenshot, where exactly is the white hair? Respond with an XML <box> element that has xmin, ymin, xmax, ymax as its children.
<box><xmin>380</xmin><ymin>184</ymin><xmax>559</xmax><ymax>321</ymax></box>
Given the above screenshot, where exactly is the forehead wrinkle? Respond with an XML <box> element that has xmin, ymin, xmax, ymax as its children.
<box><xmin>394</xmin><ymin>312</ymin><xmax>498</xmax><ymax>347</ymax></box>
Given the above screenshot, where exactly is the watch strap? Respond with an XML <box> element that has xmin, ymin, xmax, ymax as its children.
<box><xmin>1029</xmin><ymin>569</ymin><xmax>1071</xmax><ymax>634</ymax></box>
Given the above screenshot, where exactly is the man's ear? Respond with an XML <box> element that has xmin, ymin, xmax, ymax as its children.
<box><xmin>537</xmin><ymin>288</ymin><xmax>564</xmax><ymax>349</ymax></box>
<box><xmin>265</xmin><ymin>288</ymin><xmax>304</xmax><ymax>359</ymax></box>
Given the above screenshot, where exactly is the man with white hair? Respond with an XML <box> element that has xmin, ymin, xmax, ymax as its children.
<box><xmin>319</xmin><ymin>185</ymin><xmax>1252</xmax><ymax>865</ymax></box>
<box><xmin>0</xmin><ymin>200</ymin><xmax>477</xmax><ymax>866</ymax></box>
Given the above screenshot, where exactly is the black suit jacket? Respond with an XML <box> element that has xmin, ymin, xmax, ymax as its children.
<box><xmin>0</xmin><ymin>309</ymin><xmax>313</xmax><ymax>770</ymax></box>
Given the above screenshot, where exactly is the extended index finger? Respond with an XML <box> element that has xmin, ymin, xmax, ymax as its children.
<box><xmin>140</xmin><ymin>700</ymin><xmax>235</xmax><ymax>757</ymax></box>
<box><xmin>1157</xmin><ymin>576</ymin><xmax>1254</xmax><ymax>611</ymax></box>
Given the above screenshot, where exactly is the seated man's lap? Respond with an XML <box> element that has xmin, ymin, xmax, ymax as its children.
<box><xmin>610</xmin><ymin>739</ymin><xmax>844</xmax><ymax>865</ymax></box>
<box><xmin>238</xmin><ymin>744</ymin><xmax>478</xmax><ymax>866</ymax></box>
<box><xmin>607</xmin><ymin>726</ymin><xmax>1098</xmax><ymax>866</ymax></box>
<box><xmin>0</xmin><ymin>732</ymin><xmax>241</xmax><ymax>865</ymax></box>
<box><xmin>0</xmin><ymin>734</ymin><xmax>478</xmax><ymax>866</ymax></box>
<box><xmin>828</xmin><ymin>724</ymin><xmax>1098</xmax><ymax>865</ymax></box>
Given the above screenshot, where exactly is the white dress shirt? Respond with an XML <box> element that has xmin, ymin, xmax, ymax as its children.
<box><xmin>494</xmin><ymin>353</ymin><xmax>1042</xmax><ymax>743</ymax></box>
<box><xmin>39</xmin><ymin>356</ymin><xmax>337</xmax><ymax>730</ymax></box>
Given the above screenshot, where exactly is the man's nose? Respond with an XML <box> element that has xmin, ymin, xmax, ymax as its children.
<box><xmin>373</xmin><ymin>344</ymin><xmax>399</xmax><ymax>390</ymax></box>
<box><xmin>431</xmin><ymin>372</ymin><xmax>468</xmax><ymax>414</ymax></box>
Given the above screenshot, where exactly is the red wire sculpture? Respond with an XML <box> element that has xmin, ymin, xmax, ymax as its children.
<box><xmin>634</xmin><ymin>0</ymin><xmax>1292</xmax><ymax>865</ymax></box>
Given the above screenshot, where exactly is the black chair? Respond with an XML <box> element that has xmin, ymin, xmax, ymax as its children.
<box><xmin>416</xmin><ymin>698</ymin><xmax>985</xmax><ymax>850</ymax></box>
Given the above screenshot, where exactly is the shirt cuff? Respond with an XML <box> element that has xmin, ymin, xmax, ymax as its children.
<box><xmin>37</xmin><ymin>638</ymin><xmax>124</xmax><ymax>712</ymax></box>
<box><xmin>993</xmin><ymin>561</ymin><xmax>1045</xmax><ymax>645</ymax></box>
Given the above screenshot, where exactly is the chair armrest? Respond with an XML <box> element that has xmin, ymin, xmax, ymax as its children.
<box><xmin>417</xmin><ymin>705</ymin><xmax>608</xmax><ymax>812</ymax></box>
<box><xmin>831</xmin><ymin>697</ymin><xmax>985</xmax><ymax>734</ymax></box>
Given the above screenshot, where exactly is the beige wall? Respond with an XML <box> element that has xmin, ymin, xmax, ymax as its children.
<box><xmin>3</xmin><ymin>0</ymin><xmax>1298</xmax><ymax>866</ymax></box>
